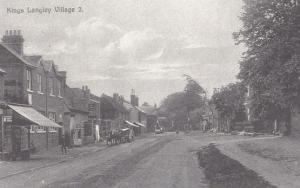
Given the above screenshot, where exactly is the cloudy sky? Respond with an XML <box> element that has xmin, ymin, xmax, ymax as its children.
<box><xmin>0</xmin><ymin>0</ymin><xmax>244</xmax><ymax>105</ymax></box>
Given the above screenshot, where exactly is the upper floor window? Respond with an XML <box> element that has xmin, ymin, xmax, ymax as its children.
<box><xmin>37</xmin><ymin>74</ymin><xmax>42</xmax><ymax>93</ymax></box>
<box><xmin>26</xmin><ymin>69</ymin><xmax>32</xmax><ymax>91</ymax></box>
<box><xmin>58</xmin><ymin>81</ymin><xmax>62</xmax><ymax>97</ymax></box>
<box><xmin>48</xmin><ymin>112</ymin><xmax>56</xmax><ymax>122</ymax></box>
<box><xmin>88</xmin><ymin>103</ymin><xmax>96</xmax><ymax>111</ymax></box>
<box><xmin>49</xmin><ymin>78</ymin><xmax>54</xmax><ymax>95</ymax></box>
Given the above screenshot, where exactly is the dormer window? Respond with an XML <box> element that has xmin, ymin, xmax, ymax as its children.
<box><xmin>26</xmin><ymin>69</ymin><xmax>32</xmax><ymax>91</ymax></box>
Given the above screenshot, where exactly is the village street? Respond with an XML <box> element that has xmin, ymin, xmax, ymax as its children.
<box><xmin>1</xmin><ymin>132</ymin><xmax>294</xmax><ymax>188</ymax></box>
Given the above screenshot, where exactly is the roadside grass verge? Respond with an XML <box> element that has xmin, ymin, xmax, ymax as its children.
<box><xmin>197</xmin><ymin>144</ymin><xmax>276</xmax><ymax>188</ymax></box>
<box><xmin>238</xmin><ymin>142</ymin><xmax>297</xmax><ymax>162</ymax></box>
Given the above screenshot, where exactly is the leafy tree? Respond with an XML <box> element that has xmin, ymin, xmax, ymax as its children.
<box><xmin>159</xmin><ymin>75</ymin><xmax>205</xmax><ymax>130</ymax></box>
<box><xmin>211</xmin><ymin>83</ymin><xmax>247</xmax><ymax>125</ymax></box>
<box><xmin>234</xmin><ymin>0</ymin><xmax>300</xmax><ymax>134</ymax></box>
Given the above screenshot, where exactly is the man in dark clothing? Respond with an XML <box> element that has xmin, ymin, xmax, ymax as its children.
<box><xmin>61</xmin><ymin>135</ymin><xmax>67</xmax><ymax>154</ymax></box>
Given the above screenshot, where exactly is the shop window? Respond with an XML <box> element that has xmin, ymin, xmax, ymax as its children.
<box><xmin>84</xmin><ymin>123</ymin><xmax>92</xmax><ymax>136</ymax></box>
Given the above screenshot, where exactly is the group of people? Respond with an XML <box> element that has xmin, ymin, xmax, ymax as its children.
<box><xmin>59</xmin><ymin>127</ymin><xmax>135</xmax><ymax>154</ymax></box>
<box><xmin>106</xmin><ymin>128</ymin><xmax>134</xmax><ymax>146</ymax></box>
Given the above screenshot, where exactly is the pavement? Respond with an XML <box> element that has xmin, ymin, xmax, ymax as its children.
<box><xmin>0</xmin><ymin>141</ymin><xmax>107</xmax><ymax>180</ymax></box>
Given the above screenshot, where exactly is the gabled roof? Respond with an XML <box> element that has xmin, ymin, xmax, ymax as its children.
<box><xmin>101</xmin><ymin>94</ymin><xmax>128</xmax><ymax>113</ymax></box>
<box><xmin>24</xmin><ymin>55</ymin><xmax>42</xmax><ymax>67</ymax></box>
<box><xmin>0</xmin><ymin>43</ymin><xmax>36</xmax><ymax>68</ymax></box>
<box><xmin>42</xmin><ymin>60</ymin><xmax>55</xmax><ymax>72</ymax></box>
<box><xmin>123</xmin><ymin>101</ymin><xmax>135</xmax><ymax>111</ymax></box>
<box><xmin>64</xmin><ymin>86</ymin><xmax>89</xmax><ymax>114</ymax></box>
<box><xmin>90</xmin><ymin>93</ymin><xmax>101</xmax><ymax>103</ymax></box>
<box><xmin>140</xmin><ymin>105</ymin><xmax>157</xmax><ymax>115</ymax></box>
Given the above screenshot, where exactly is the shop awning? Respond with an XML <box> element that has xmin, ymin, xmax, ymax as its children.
<box><xmin>8</xmin><ymin>104</ymin><xmax>62</xmax><ymax>128</ymax></box>
<box><xmin>134</xmin><ymin>122</ymin><xmax>146</xmax><ymax>127</ymax></box>
<box><xmin>124</xmin><ymin>120</ymin><xmax>139</xmax><ymax>128</ymax></box>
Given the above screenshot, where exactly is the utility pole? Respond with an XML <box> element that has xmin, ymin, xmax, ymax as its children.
<box><xmin>45</xmin><ymin>71</ymin><xmax>49</xmax><ymax>150</ymax></box>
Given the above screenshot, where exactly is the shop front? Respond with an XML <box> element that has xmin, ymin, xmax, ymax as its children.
<box><xmin>0</xmin><ymin>103</ymin><xmax>62</xmax><ymax>160</ymax></box>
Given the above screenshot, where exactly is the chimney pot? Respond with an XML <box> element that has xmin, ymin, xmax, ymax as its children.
<box><xmin>9</xmin><ymin>30</ymin><xmax>12</xmax><ymax>35</ymax></box>
<box><xmin>5</xmin><ymin>30</ymin><xmax>8</xmax><ymax>35</ymax></box>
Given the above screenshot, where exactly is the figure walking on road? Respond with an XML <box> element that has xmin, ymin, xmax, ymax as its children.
<box><xmin>61</xmin><ymin>135</ymin><xmax>67</xmax><ymax>154</ymax></box>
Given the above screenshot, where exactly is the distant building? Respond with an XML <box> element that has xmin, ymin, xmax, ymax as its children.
<box><xmin>64</xmin><ymin>86</ymin><xmax>93</xmax><ymax>146</ymax></box>
<box><xmin>123</xmin><ymin>91</ymin><xmax>147</xmax><ymax>135</ymax></box>
<box><xmin>100</xmin><ymin>93</ymin><xmax>129</xmax><ymax>131</ymax></box>
<box><xmin>140</xmin><ymin>103</ymin><xmax>157</xmax><ymax>132</ymax></box>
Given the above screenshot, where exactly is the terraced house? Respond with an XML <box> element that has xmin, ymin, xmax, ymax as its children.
<box><xmin>0</xmin><ymin>30</ymin><xmax>65</xmax><ymax>152</ymax></box>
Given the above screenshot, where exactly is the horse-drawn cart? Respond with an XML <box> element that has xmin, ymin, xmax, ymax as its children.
<box><xmin>106</xmin><ymin>128</ymin><xmax>133</xmax><ymax>146</ymax></box>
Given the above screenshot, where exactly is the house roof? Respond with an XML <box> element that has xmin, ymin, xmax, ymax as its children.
<box><xmin>42</xmin><ymin>60</ymin><xmax>55</xmax><ymax>72</ymax></box>
<box><xmin>90</xmin><ymin>93</ymin><xmax>101</xmax><ymax>103</ymax></box>
<box><xmin>0</xmin><ymin>43</ymin><xmax>36</xmax><ymax>68</ymax></box>
<box><xmin>140</xmin><ymin>105</ymin><xmax>157</xmax><ymax>115</ymax></box>
<box><xmin>64</xmin><ymin>86</ymin><xmax>89</xmax><ymax>114</ymax></box>
<box><xmin>0</xmin><ymin>68</ymin><xmax>6</xmax><ymax>74</ymax></box>
<box><xmin>24</xmin><ymin>55</ymin><xmax>42</xmax><ymax>67</ymax></box>
<box><xmin>135</xmin><ymin>106</ymin><xmax>146</xmax><ymax>114</ymax></box>
<box><xmin>123</xmin><ymin>101</ymin><xmax>134</xmax><ymax>111</ymax></box>
<box><xmin>101</xmin><ymin>94</ymin><xmax>128</xmax><ymax>113</ymax></box>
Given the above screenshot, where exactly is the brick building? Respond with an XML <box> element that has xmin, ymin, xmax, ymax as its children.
<box><xmin>100</xmin><ymin>93</ymin><xmax>129</xmax><ymax>132</ymax></box>
<box><xmin>0</xmin><ymin>30</ymin><xmax>65</xmax><ymax>151</ymax></box>
<box><xmin>63</xmin><ymin>86</ymin><xmax>99</xmax><ymax>146</ymax></box>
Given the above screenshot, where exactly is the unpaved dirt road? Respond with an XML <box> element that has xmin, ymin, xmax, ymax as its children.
<box><xmin>0</xmin><ymin>132</ymin><xmax>276</xmax><ymax>188</ymax></box>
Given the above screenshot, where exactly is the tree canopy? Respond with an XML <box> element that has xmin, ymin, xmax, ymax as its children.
<box><xmin>211</xmin><ymin>83</ymin><xmax>247</xmax><ymax>122</ymax></box>
<box><xmin>158</xmin><ymin>75</ymin><xmax>205</xmax><ymax>129</ymax></box>
<box><xmin>234</xmin><ymin>0</ymin><xmax>300</xmax><ymax>132</ymax></box>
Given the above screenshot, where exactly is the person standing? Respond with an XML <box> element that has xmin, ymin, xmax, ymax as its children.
<box><xmin>61</xmin><ymin>135</ymin><xmax>67</xmax><ymax>154</ymax></box>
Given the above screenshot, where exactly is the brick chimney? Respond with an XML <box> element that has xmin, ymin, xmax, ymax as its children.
<box><xmin>130</xmin><ymin>89</ymin><xmax>139</xmax><ymax>107</ymax></box>
<box><xmin>2</xmin><ymin>30</ymin><xmax>24</xmax><ymax>55</ymax></box>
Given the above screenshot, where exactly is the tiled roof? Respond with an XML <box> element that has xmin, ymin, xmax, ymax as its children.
<box><xmin>64</xmin><ymin>86</ymin><xmax>89</xmax><ymax>113</ymax></box>
<box><xmin>0</xmin><ymin>43</ymin><xmax>36</xmax><ymax>68</ymax></box>
<box><xmin>123</xmin><ymin>101</ymin><xmax>134</xmax><ymax>111</ymax></box>
<box><xmin>101</xmin><ymin>94</ymin><xmax>128</xmax><ymax>113</ymax></box>
<box><xmin>140</xmin><ymin>105</ymin><xmax>157</xmax><ymax>115</ymax></box>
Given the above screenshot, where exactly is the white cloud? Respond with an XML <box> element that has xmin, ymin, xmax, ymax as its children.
<box><xmin>66</xmin><ymin>17</ymin><xmax>122</xmax><ymax>48</ymax></box>
<box><xmin>119</xmin><ymin>28</ymin><xmax>165</xmax><ymax>61</ymax></box>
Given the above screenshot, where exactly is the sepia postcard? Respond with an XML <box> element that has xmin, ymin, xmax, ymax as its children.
<box><xmin>0</xmin><ymin>0</ymin><xmax>299</xmax><ymax>187</ymax></box>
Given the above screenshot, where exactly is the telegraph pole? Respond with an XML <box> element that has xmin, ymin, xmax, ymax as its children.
<box><xmin>45</xmin><ymin>71</ymin><xmax>49</xmax><ymax>150</ymax></box>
